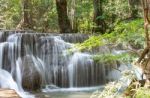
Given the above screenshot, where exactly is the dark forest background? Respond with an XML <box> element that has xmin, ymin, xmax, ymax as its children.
<box><xmin>0</xmin><ymin>0</ymin><xmax>141</xmax><ymax>33</ymax></box>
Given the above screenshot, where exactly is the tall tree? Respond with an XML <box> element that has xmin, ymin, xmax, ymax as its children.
<box><xmin>16</xmin><ymin>0</ymin><xmax>32</xmax><ymax>30</ymax></box>
<box><xmin>56</xmin><ymin>0</ymin><xmax>72</xmax><ymax>33</ymax></box>
<box><xmin>23</xmin><ymin>0</ymin><xmax>32</xmax><ymax>29</ymax></box>
<box><xmin>93</xmin><ymin>0</ymin><xmax>106</xmax><ymax>34</ymax></box>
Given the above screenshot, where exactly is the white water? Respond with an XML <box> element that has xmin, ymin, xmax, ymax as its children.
<box><xmin>68</xmin><ymin>52</ymin><xmax>93</xmax><ymax>87</ymax></box>
<box><xmin>42</xmin><ymin>86</ymin><xmax>104</xmax><ymax>92</ymax></box>
<box><xmin>0</xmin><ymin>69</ymin><xmax>34</xmax><ymax>98</ymax></box>
<box><xmin>16</xmin><ymin>58</ymin><xmax>23</xmax><ymax>91</ymax></box>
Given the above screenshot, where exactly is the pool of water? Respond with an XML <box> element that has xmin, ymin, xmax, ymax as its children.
<box><xmin>35</xmin><ymin>92</ymin><xmax>92</xmax><ymax>98</ymax></box>
<box><xmin>33</xmin><ymin>86</ymin><xmax>103</xmax><ymax>98</ymax></box>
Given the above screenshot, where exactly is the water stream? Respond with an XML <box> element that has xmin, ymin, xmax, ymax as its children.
<box><xmin>0</xmin><ymin>31</ymin><xmax>121</xmax><ymax>97</ymax></box>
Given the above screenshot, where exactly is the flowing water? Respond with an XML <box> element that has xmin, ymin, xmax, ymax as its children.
<box><xmin>0</xmin><ymin>31</ymin><xmax>121</xmax><ymax>97</ymax></box>
<box><xmin>35</xmin><ymin>92</ymin><xmax>92</xmax><ymax>98</ymax></box>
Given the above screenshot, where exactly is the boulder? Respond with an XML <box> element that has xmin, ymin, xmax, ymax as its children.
<box><xmin>22</xmin><ymin>55</ymin><xmax>43</xmax><ymax>90</ymax></box>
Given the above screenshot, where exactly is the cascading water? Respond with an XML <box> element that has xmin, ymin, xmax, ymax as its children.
<box><xmin>0</xmin><ymin>31</ymin><xmax>120</xmax><ymax>97</ymax></box>
<box><xmin>0</xmin><ymin>69</ymin><xmax>34</xmax><ymax>98</ymax></box>
<box><xmin>68</xmin><ymin>52</ymin><xmax>94</xmax><ymax>87</ymax></box>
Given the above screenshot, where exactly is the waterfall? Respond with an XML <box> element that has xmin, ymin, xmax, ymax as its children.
<box><xmin>0</xmin><ymin>31</ymin><xmax>120</xmax><ymax>94</ymax></box>
<box><xmin>68</xmin><ymin>52</ymin><xmax>94</xmax><ymax>87</ymax></box>
<box><xmin>0</xmin><ymin>69</ymin><xmax>34</xmax><ymax>98</ymax></box>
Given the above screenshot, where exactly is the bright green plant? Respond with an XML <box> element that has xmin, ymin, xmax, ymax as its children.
<box><xmin>76</xmin><ymin>19</ymin><xmax>145</xmax><ymax>51</ymax></box>
<box><xmin>93</xmin><ymin>53</ymin><xmax>131</xmax><ymax>63</ymax></box>
<box><xmin>134</xmin><ymin>87</ymin><xmax>150</xmax><ymax>98</ymax></box>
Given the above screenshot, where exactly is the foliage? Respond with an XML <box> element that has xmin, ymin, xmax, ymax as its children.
<box><xmin>0</xmin><ymin>1</ymin><xmax>148</xmax><ymax>98</ymax></box>
<box><xmin>90</xmin><ymin>70</ymin><xmax>137</xmax><ymax>98</ymax></box>
<box><xmin>134</xmin><ymin>87</ymin><xmax>150</xmax><ymax>98</ymax></box>
<box><xmin>113</xmin><ymin>19</ymin><xmax>145</xmax><ymax>48</ymax></box>
<box><xmin>75</xmin><ymin>35</ymin><xmax>105</xmax><ymax>50</ymax></box>
<box><xmin>30</xmin><ymin>0</ymin><xmax>58</xmax><ymax>32</ymax></box>
<box><xmin>73</xmin><ymin>19</ymin><xmax>145</xmax><ymax>68</ymax></box>
<box><xmin>103</xmin><ymin>0</ymin><xmax>130</xmax><ymax>19</ymax></box>
<box><xmin>0</xmin><ymin>0</ymin><xmax>58</xmax><ymax>31</ymax></box>
<box><xmin>0</xmin><ymin>0</ymin><xmax>21</xmax><ymax>29</ymax></box>
<box><xmin>93</xmin><ymin>53</ymin><xmax>131</xmax><ymax>63</ymax></box>
<box><xmin>76</xmin><ymin>19</ymin><xmax>145</xmax><ymax>51</ymax></box>
<box><xmin>0</xmin><ymin>0</ymin><xmax>142</xmax><ymax>33</ymax></box>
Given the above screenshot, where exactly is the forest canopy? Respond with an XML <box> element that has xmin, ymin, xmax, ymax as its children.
<box><xmin>0</xmin><ymin>0</ymin><xmax>142</xmax><ymax>33</ymax></box>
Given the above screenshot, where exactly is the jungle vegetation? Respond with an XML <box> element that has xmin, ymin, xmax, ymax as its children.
<box><xmin>1</xmin><ymin>0</ymin><xmax>150</xmax><ymax>98</ymax></box>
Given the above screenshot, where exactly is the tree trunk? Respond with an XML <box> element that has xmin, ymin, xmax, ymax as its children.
<box><xmin>93</xmin><ymin>0</ymin><xmax>106</xmax><ymax>34</ymax></box>
<box><xmin>16</xmin><ymin>0</ymin><xmax>32</xmax><ymax>30</ymax></box>
<box><xmin>56</xmin><ymin>0</ymin><xmax>72</xmax><ymax>33</ymax></box>
<box><xmin>137</xmin><ymin>0</ymin><xmax>150</xmax><ymax>87</ymax></box>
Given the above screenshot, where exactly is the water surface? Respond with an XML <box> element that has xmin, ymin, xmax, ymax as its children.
<box><xmin>35</xmin><ymin>92</ymin><xmax>92</xmax><ymax>98</ymax></box>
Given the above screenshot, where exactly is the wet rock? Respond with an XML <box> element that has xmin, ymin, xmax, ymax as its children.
<box><xmin>22</xmin><ymin>55</ymin><xmax>43</xmax><ymax>90</ymax></box>
<box><xmin>46</xmin><ymin>84</ymin><xmax>59</xmax><ymax>89</ymax></box>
